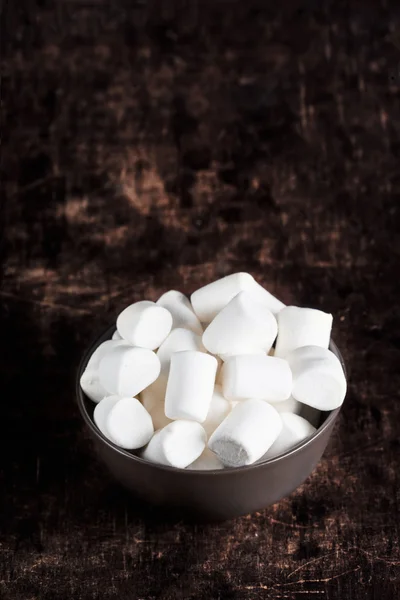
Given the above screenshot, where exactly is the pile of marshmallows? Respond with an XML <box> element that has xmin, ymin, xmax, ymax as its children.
<box><xmin>80</xmin><ymin>273</ymin><xmax>346</xmax><ymax>470</ymax></box>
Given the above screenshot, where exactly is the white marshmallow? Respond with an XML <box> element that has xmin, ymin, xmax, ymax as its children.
<box><xmin>191</xmin><ymin>272</ymin><xmax>284</xmax><ymax>323</ymax></box>
<box><xmin>156</xmin><ymin>290</ymin><xmax>203</xmax><ymax>334</ymax></box>
<box><xmin>222</xmin><ymin>354</ymin><xmax>292</xmax><ymax>402</ymax></box>
<box><xmin>80</xmin><ymin>340</ymin><xmax>126</xmax><ymax>403</ymax></box>
<box><xmin>270</xmin><ymin>395</ymin><xmax>301</xmax><ymax>415</ymax></box>
<box><xmin>99</xmin><ymin>345</ymin><xmax>160</xmax><ymax>397</ymax></box>
<box><xmin>165</xmin><ymin>351</ymin><xmax>217</xmax><ymax>422</ymax></box>
<box><xmin>261</xmin><ymin>412</ymin><xmax>316</xmax><ymax>460</ymax></box>
<box><xmin>208</xmin><ymin>399</ymin><xmax>282</xmax><ymax>467</ymax></box>
<box><xmin>187</xmin><ymin>448</ymin><xmax>224</xmax><ymax>470</ymax></box>
<box><xmin>106</xmin><ymin>397</ymin><xmax>154</xmax><ymax>449</ymax></box>
<box><xmin>93</xmin><ymin>395</ymin><xmax>120</xmax><ymax>440</ymax></box>
<box><xmin>202</xmin><ymin>291</ymin><xmax>278</xmax><ymax>356</ymax></box>
<box><xmin>112</xmin><ymin>329</ymin><xmax>122</xmax><ymax>340</ymax></box>
<box><xmin>275</xmin><ymin>306</ymin><xmax>333</xmax><ymax>358</ymax></box>
<box><xmin>116</xmin><ymin>301</ymin><xmax>172</xmax><ymax>349</ymax></box>
<box><xmin>141</xmin><ymin>420</ymin><xmax>207</xmax><ymax>468</ymax></box>
<box><xmin>287</xmin><ymin>345</ymin><xmax>346</xmax><ymax>410</ymax></box>
<box><xmin>202</xmin><ymin>385</ymin><xmax>232</xmax><ymax>436</ymax></box>
<box><xmin>157</xmin><ymin>328</ymin><xmax>205</xmax><ymax>375</ymax></box>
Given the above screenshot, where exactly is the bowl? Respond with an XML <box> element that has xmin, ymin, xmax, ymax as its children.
<box><xmin>76</xmin><ymin>324</ymin><xmax>345</xmax><ymax>520</ymax></box>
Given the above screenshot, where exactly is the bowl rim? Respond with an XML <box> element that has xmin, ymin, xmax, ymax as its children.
<box><xmin>76</xmin><ymin>324</ymin><xmax>345</xmax><ymax>475</ymax></box>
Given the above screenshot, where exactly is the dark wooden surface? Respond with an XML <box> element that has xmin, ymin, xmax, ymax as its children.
<box><xmin>1</xmin><ymin>1</ymin><xmax>400</xmax><ymax>598</ymax></box>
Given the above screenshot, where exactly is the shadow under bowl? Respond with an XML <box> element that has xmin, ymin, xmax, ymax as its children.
<box><xmin>76</xmin><ymin>325</ymin><xmax>345</xmax><ymax>520</ymax></box>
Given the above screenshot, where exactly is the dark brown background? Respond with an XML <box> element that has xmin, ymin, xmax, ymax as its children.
<box><xmin>1</xmin><ymin>1</ymin><xmax>400</xmax><ymax>598</ymax></box>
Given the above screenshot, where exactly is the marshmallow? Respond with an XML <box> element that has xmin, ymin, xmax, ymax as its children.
<box><xmin>275</xmin><ymin>306</ymin><xmax>333</xmax><ymax>358</ymax></box>
<box><xmin>93</xmin><ymin>395</ymin><xmax>120</xmax><ymax>440</ymax></box>
<box><xmin>270</xmin><ymin>395</ymin><xmax>302</xmax><ymax>415</ymax></box>
<box><xmin>202</xmin><ymin>385</ymin><xmax>232</xmax><ymax>436</ymax></box>
<box><xmin>287</xmin><ymin>345</ymin><xmax>346</xmax><ymax>410</ymax></box>
<box><xmin>99</xmin><ymin>345</ymin><xmax>160</xmax><ymax>397</ymax></box>
<box><xmin>208</xmin><ymin>399</ymin><xmax>282</xmax><ymax>467</ymax></box>
<box><xmin>116</xmin><ymin>301</ymin><xmax>172</xmax><ymax>349</ymax></box>
<box><xmin>222</xmin><ymin>354</ymin><xmax>292</xmax><ymax>402</ymax></box>
<box><xmin>80</xmin><ymin>340</ymin><xmax>126</xmax><ymax>403</ymax></box>
<box><xmin>106</xmin><ymin>397</ymin><xmax>154</xmax><ymax>449</ymax></box>
<box><xmin>187</xmin><ymin>448</ymin><xmax>224</xmax><ymax>470</ymax></box>
<box><xmin>262</xmin><ymin>412</ymin><xmax>316</xmax><ymax>460</ymax></box>
<box><xmin>112</xmin><ymin>329</ymin><xmax>122</xmax><ymax>340</ymax></box>
<box><xmin>157</xmin><ymin>328</ymin><xmax>205</xmax><ymax>375</ymax></box>
<box><xmin>202</xmin><ymin>292</ymin><xmax>278</xmax><ymax>356</ymax></box>
<box><xmin>141</xmin><ymin>420</ymin><xmax>207</xmax><ymax>468</ymax></box>
<box><xmin>191</xmin><ymin>272</ymin><xmax>284</xmax><ymax>323</ymax></box>
<box><xmin>165</xmin><ymin>351</ymin><xmax>218</xmax><ymax>422</ymax></box>
<box><xmin>156</xmin><ymin>290</ymin><xmax>203</xmax><ymax>334</ymax></box>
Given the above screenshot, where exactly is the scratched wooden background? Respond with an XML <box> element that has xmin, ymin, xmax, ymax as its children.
<box><xmin>1</xmin><ymin>1</ymin><xmax>400</xmax><ymax>598</ymax></box>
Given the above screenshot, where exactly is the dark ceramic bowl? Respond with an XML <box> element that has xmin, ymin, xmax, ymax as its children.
<box><xmin>76</xmin><ymin>325</ymin><xmax>345</xmax><ymax>520</ymax></box>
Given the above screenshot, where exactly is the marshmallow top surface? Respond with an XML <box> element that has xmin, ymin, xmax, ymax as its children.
<box><xmin>117</xmin><ymin>300</ymin><xmax>173</xmax><ymax>349</ymax></box>
<box><xmin>202</xmin><ymin>291</ymin><xmax>278</xmax><ymax>355</ymax></box>
<box><xmin>99</xmin><ymin>345</ymin><xmax>160</xmax><ymax>397</ymax></box>
<box><xmin>275</xmin><ymin>306</ymin><xmax>333</xmax><ymax>358</ymax></box>
<box><xmin>106</xmin><ymin>396</ymin><xmax>154</xmax><ymax>449</ymax></box>
<box><xmin>156</xmin><ymin>290</ymin><xmax>203</xmax><ymax>334</ymax></box>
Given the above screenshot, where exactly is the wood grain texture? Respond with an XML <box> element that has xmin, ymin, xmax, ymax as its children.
<box><xmin>1</xmin><ymin>1</ymin><xmax>399</xmax><ymax>598</ymax></box>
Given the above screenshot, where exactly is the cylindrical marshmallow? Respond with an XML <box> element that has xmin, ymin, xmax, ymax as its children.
<box><xmin>222</xmin><ymin>354</ymin><xmax>292</xmax><ymax>402</ymax></box>
<box><xmin>112</xmin><ymin>329</ymin><xmax>122</xmax><ymax>340</ymax></box>
<box><xmin>99</xmin><ymin>345</ymin><xmax>160</xmax><ymax>397</ymax></box>
<box><xmin>270</xmin><ymin>395</ymin><xmax>301</xmax><ymax>415</ymax></box>
<box><xmin>80</xmin><ymin>340</ymin><xmax>126</xmax><ymax>403</ymax></box>
<box><xmin>287</xmin><ymin>345</ymin><xmax>347</xmax><ymax>410</ymax></box>
<box><xmin>187</xmin><ymin>448</ymin><xmax>224</xmax><ymax>470</ymax></box>
<box><xmin>261</xmin><ymin>412</ymin><xmax>316</xmax><ymax>460</ymax></box>
<box><xmin>93</xmin><ymin>395</ymin><xmax>120</xmax><ymax>441</ymax></box>
<box><xmin>156</xmin><ymin>328</ymin><xmax>206</xmax><ymax>375</ymax></box>
<box><xmin>274</xmin><ymin>306</ymin><xmax>333</xmax><ymax>358</ymax></box>
<box><xmin>156</xmin><ymin>290</ymin><xmax>203</xmax><ymax>334</ymax></box>
<box><xmin>191</xmin><ymin>272</ymin><xmax>284</xmax><ymax>323</ymax></box>
<box><xmin>202</xmin><ymin>385</ymin><xmax>232</xmax><ymax>436</ymax></box>
<box><xmin>165</xmin><ymin>351</ymin><xmax>217</xmax><ymax>422</ymax></box>
<box><xmin>202</xmin><ymin>291</ymin><xmax>278</xmax><ymax>356</ymax></box>
<box><xmin>141</xmin><ymin>420</ymin><xmax>207</xmax><ymax>468</ymax></box>
<box><xmin>208</xmin><ymin>399</ymin><xmax>282</xmax><ymax>467</ymax></box>
<box><xmin>106</xmin><ymin>397</ymin><xmax>154</xmax><ymax>449</ymax></box>
<box><xmin>116</xmin><ymin>300</ymin><xmax>172</xmax><ymax>349</ymax></box>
